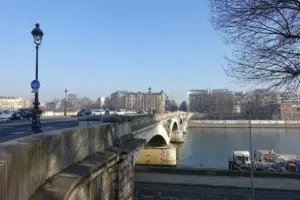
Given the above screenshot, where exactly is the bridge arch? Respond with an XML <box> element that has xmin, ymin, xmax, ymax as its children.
<box><xmin>147</xmin><ymin>135</ymin><xmax>168</xmax><ymax>146</ymax></box>
<box><xmin>134</xmin><ymin>123</ymin><xmax>170</xmax><ymax>146</ymax></box>
<box><xmin>179</xmin><ymin>118</ymin><xmax>183</xmax><ymax>125</ymax></box>
<box><xmin>171</xmin><ymin>121</ymin><xmax>179</xmax><ymax>133</ymax></box>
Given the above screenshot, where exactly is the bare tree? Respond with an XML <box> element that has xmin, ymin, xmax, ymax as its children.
<box><xmin>60</xmin><ymin>93</ymin><xmax>80</xmax><ymax>111</ymax></box>
<box><xmin>45</xmin><ymin>98</ymin><xmax>60</xmax><ymax>111</ymax></box>
<box><xmin>211</xmin><ymin>0</ymin><xmax>300</xmax><ymax>93</ymax></box>
<box><xmin>46</xmin><ymin>98</ymin><xmax>60</xmax><ymax>111</ymax></box>
<box><xmin>78</xmin><ymin>97</ymin><xmax>96</xmax><ymax>109</ymax></box>
<box><xmin>179</xmin><ymin>101</ymin><xmax>188</xmax><ymax>112</ymax></box>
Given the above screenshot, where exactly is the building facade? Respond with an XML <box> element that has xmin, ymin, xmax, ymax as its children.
<box><xmin>275</xmin><ymin>94</ymin><xmax>300</xmax><ymax>120</ymax></box>
<box><xmin>0</xmin><ymin>96</ymin><xmax>31</xmax><ymax>109</ymax></box>
<box><xmin>110</xmin><ymin>90</ymin><xmax>166</xmax><ymax>113</ymax></box>
<box><xmin>96</xmin><ymin>96</ymin><xmax>107</xmax><ymax>109</ymax></box>
<box><xmin>110</xmin><ymin>90</ymin><xmax>128</xmax><ymax>110</ymax></box>
<box><xmin>187</xmin><ymin>88</ymin><xmax>234</xmax><ymax>114</ymax></box>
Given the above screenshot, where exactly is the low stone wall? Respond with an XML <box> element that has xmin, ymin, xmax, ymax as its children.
<box><xmin>30</xmin><ymin>139</ymin><xmax>144</xmax><ymax>200</ymax></box>
<box><xmin>0</xmin><ymin>124</ymin><xmax>119</xmax><ymax>200</ymax></box>
<box><xmin>0</xmin><ymin>112</ymin><xmax>187</xmax><ymax>200</ymax></box>
<box><xmin>42</xmin><ymin>111</ymin><xmax>78</xmax><ymax>116</ymax></box>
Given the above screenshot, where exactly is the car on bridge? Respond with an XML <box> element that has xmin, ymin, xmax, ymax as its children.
<box><xmin>0</xmin><ymin>109</ymin><xmax>13</xmax><ymax>122</ymax></box>
<box><xmin>10</xmin><ymin>109</ymin><xmax>34</xmax><ymax>120</ymax></box>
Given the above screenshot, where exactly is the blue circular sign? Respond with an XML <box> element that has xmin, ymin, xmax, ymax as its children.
<box><xmin>31</xmin><ymin>80</ymin><xmax>40</xmax><ymax>90</ymax></box>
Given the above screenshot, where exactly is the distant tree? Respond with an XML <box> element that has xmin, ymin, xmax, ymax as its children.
<box><xmin>45</xmin><ymin>98</ymin><xmax>60</xmax><ymax>111</ymax></box>
<box><xmin>210</xmin><ymin>0</ymin><xmax>300</xmax><ymax>93</ymax></box>
<box><xmin>45</xmin><ymin>102</ymin><xmax>55</xmax><ymax>111</ymax></box>
<box><xmin>242</xmin><ymin>90</ymin><xmax>278</xmax><ymax>120</ymax></box>
<box><xmin>165</xmin><ymin>98</ymin><xmax>171</xmax><ymax>111</ymax></box>
<box><xmin>179</xmin><ymin>101</ymin><xmax>188</xmax><ymax>112</ymax></box>
<box><xmin>166</xmin><ymin>98</ymin><xmax>179</xmax><ymax>112</ymax></box>
<box><xmin>78</xmin><ymin>97</ymin><xmax>96</xmax><ymax>109</ymax></box>
<box><xmin>60</xmin><ymin>93</ymin><xmax>80</xmax><ymax>111</ymax></box>
<box><xmin>170</xmin><ymin>100</ymin><xmax>179</xmax><ymax>112</ymax></box>
<box><xmin>52</xmin><ymin>98</ymin><xmax>60</xmax><ymax>110</ymax></box>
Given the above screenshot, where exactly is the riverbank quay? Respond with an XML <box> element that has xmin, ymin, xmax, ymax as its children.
<box><xmin>134</xmin><ymin>167</ymin><xmax>300</xmax><ymax>199</ymax></box>
<box><xmin>135</xmin><ymin>166</ymin><xmax>300</xmax><ymax>179</ymax></box>
<box><xmin>188</xmin><ymin>120</ymin><xmax>300</xmax><ymax>128</ymax></box>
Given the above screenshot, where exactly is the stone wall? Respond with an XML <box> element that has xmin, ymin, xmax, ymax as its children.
<box><xmin>115</xmin><ymin>152</ymin><xmax>135</xmax><ymax>200</ymax></box>
<box><xmin>0</xmin><ymin>112</ymin><xmax>186</xmax><ymax>200</ymax></box>
<box><xmin>42</xmin><ymin>111</ymin><xmax>78</xmax><ymax>117</ymax></box>
<box><xmin>29</xmin><ymin>138</ymin><xmax>143</xmax><ymax>200</ymax></box>
<box><xmin>0</xmin><ymin>125</ymin><xmax>118</xmax><ymax>200</ymax></box>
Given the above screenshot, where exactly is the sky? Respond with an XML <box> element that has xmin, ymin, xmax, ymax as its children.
<box><xmin>0</xmin><ymin>0</ymin><xmax>239</xmax><ymax>103</ymax></box>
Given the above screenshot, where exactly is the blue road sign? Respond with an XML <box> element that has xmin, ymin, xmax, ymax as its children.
<box><xmin>31</xmin><ymin>80</ymin><xmax>40</xmax><ymax>90</ymax></box>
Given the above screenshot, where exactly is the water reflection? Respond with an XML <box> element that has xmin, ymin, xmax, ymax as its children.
<box><xmin>176</xmin><ymin>127</ymin><xmax>300</xmax><ymax>169</ymax></box>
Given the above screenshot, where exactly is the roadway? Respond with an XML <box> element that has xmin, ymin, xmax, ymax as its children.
<box><xmin>0</xmin><ymin>118</ymin><xmax>79</xmax><ymax>143</ymax></box>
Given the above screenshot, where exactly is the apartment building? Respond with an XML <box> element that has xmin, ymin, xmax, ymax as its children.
<box><xmin>0</xmin><ymin>96</ymin><xmax>31</xmax><ymax>109</ymax></box>
<box><xmin>110</xmin><ymin>90</ymin><xmax>166</xmax><ymax>113</ymax></box>
<box><xmin>187</xmin><ymin>88</ymin><xmax>234</xmax><ymax>113</ymax></box>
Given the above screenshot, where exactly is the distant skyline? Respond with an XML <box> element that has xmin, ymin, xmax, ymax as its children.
<box><xmin>0</xmin><ymin>0</ymin><xmax>241</xmax><ymax>102</ymax></box>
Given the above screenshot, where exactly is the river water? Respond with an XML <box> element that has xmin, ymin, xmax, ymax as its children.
<box><xmin>176</xmin><ymin>127</ymin><xmax>300</xmax><ymax>169</ymax></box>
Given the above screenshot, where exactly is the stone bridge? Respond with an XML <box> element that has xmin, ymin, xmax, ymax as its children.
<box><xmin>0</xmin><ymin>112</ymin><xmax>189</xmax><ymax>200</ymax></box>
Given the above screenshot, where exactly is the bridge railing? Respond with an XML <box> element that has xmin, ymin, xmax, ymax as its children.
<box><xmin>0</xmin><ymin>111</ymin><xmax>186</xmax><ymax>200</ymax></box>
<box><xmin>0</xmin><ymin>124</ymin><xmax>121</xmax><ymax>200</ymax></box>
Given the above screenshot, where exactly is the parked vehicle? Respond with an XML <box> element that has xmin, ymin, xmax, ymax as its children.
<box><xmin>77</xmin><ymin>109</ymin><xmax>92</xmax><ymax>116</ymax></box>
<box><xmin>77</xmin><ymin>109</ymin><xmax>106</xmax><ymax>116</ymax></box>
<box><xmin>0</xmin><ymin>109</ymin><xmax>13</xmax><ymax>122</ymax></box>
<box><xmin>11</xmin><ymin>109</ymin><xmax>34</xmax><ymax>120</ymax></box>
<box><xmin>92</xmin><ymin>109</ymin><xmax>105</xmax><ymax>115</ymax></box>
<box><xmin>137</xmin><ymin>109</ymin><xmax>145</xmax><ymax>114</ymax></box>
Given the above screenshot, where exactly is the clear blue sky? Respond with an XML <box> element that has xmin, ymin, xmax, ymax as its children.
<box><xmin>0</xmin><ymin>0</ymin><xmax>239</xmax><ymax>102</ymax></box>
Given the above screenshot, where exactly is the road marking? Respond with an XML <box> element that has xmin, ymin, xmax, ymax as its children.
<box><xmin>10</xmin><ymin>131</ymin><xmax>27</xmax><ymax>135</ymax></box>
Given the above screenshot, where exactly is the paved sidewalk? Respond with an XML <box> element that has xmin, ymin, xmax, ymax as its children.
<box><xmin>135</xmin><ymin>172</ymin><xmax>300</xmax><ymax>191</ymax></box>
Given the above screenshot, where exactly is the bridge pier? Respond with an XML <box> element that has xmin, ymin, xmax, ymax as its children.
<box><xmin>136</xmin><ymin>144</ymin><xmax>177</xmax><ymax>166</ymax></box>
<box><xmin>182</xmin><ymin>120</ymin><xmax>188</xmax><ymax>133</ymax></box>
<box><xmin>170</xmin><ymin>130</ymin><xmax>184</xmax><ymax>143</ymax></box>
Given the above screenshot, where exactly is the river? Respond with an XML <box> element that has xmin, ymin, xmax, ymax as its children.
<box><xmin>176</xmin><ymin>127</ymin><xmax>300</xmax><ymax>169</ymax></box>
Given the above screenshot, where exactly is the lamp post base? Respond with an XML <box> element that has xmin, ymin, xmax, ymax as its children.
<box><xmin>31</xmin><ymin>120</ymin><xmax>42</xmax><ymax>133</ymax></box>
<box><xmin>31</xmin><ymin>93</ymin><xmax>42</xmax><ymax>134</ymax></box>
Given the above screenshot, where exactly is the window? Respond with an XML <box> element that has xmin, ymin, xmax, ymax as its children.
<box><xmin>3</xmin><ymin>110</ymin><xmax>10</xmax><ymax>114</ymax></box>
<box><xmin>0</xmin><ymin>110</ymin><xmax>2</xmax><ymax>115</ymax></box>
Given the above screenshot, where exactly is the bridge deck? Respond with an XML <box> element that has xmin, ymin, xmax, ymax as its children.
<box><xmin>134</xmin><ymin>171</ymin><xmax>300</xmax><ymax>191</ymax></box>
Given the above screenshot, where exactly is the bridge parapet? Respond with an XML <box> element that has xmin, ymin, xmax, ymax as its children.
<box><xmin>0</xmin><ymin>125</ymin><xmax>119</xmax><ymax>200</ymax></box>
<box><xmin>0</xmin><ymin>112</ymin><xmax>187</xmax><ymax>200</ymax></box>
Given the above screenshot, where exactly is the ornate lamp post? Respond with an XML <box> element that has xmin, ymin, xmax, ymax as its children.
<box><xmin>31</xmin><ymin>23</ymin><xmax>44</xmax><ymax>133</ymax></box>
<box><xmin>148</xmin><ymin>87</ymin><xmax>152</xmax><ymax>114</ymax></box>
<box><xmin>64</xmin><ymin>89</ymin><xmax>68</xmax><ymax>116</ymax></box>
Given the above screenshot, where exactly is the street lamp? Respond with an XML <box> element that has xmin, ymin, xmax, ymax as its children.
<box><xmin>31</xmin><ymin>23</ymin><xmax>44</xmax><ymax>133</ymax></box>
<box><xmin>148</xmin><ymin>87</ymin><xmax>152</xmax><ymax>114</ymax></box>
<box><xmin>246</xmin><ymin>109</ymin><xmax>255</xmax><ymax>200</ymax></box>
<box><xmin>64</xmin><ymin>89</ymin><xmax>68</xmax><ymax>116</ymax></box>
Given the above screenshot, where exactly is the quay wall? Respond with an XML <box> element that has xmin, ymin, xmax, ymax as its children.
<box><xmin>189</xmin><ymin>120</ymin><xmax>300</xmax><ymax>128</ymax></box>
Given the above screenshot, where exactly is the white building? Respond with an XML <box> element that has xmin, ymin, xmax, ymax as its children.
<box><xmin>96</xmin><ymin>96</ymin><xmax>107</xmax><ymax>109</ymax></box>
<box><xmin>0</xmin><ymin>96</ymin><xmax>31</xmax><ymax>110</ymax></box>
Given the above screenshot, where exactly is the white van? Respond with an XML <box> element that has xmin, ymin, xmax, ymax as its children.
<box><xmin>0</xmin><ymin>109</ymin><xmax>12</xmax><ymax>122</ymax></box>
